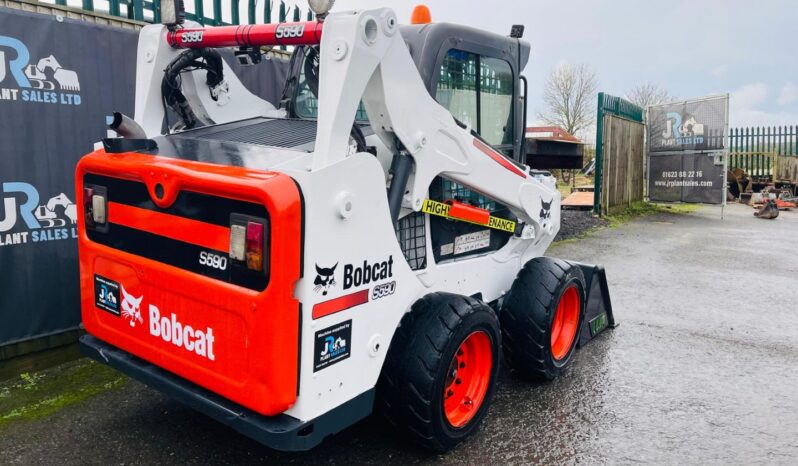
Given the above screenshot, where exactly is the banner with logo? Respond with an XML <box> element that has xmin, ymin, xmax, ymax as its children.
<box><xmin>0</xmin><ymin>8</ymin><xmax>288</xmax><ymax>351</ymax></box>
<box><xmin>648</xmin><ymin>95</ymin><xmax>728</xmax><ymax>153</ymax></box>
<box><xmin>647</xmin><ymin>94</ymin><xmax>728</xmax><ymax>204</ymax></box>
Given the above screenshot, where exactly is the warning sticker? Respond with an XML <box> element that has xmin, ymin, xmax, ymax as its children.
<box><xmin>440</xmin><ymin>243</ymin><xmax>454</xmax><ymax>255</ymax></box>
<box><xmin>313</xmin><ymin>320</ymin><xmax>352</xmax><ymax>372</ymax></box>
<box><xmin>454</xmin><ymin>230</ymin><xmax>491</xmax><ymax>254</ymax></box>
<box><xmin>94</xmin><ymin>275</ymin><xmax>120</xmax><ymax>316</ymax></box>
<box><xmin>421</xmin><ymin>199</ymin><xmax>516</xmax><ymax>233</ymax></box>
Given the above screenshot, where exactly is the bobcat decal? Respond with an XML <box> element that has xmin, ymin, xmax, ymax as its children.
<box><xmin>120</xmin><ymin>285</ymin><xmax>144</xmax><ymax>328</ymax></box>
<box><xmin>540</xmin><ymin>198</ymin><xmax>553</xmax><ymax>221</ymax></box>
<box><xmin>313</xmin><ymin>263</ymin><xmax>338</xmax><ymax>296</ymax></box>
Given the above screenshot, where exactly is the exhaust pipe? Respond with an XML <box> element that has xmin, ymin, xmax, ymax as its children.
<box><xmin>107</xmin><ymin>112</ymin><xmax>147</xmax><ymax>140</ymax></box>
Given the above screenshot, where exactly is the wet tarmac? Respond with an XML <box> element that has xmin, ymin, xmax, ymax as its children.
<box><xmin>2</xmin><ymin>203</ymin><xmax>797</xmax><ymax>465</ymax></box>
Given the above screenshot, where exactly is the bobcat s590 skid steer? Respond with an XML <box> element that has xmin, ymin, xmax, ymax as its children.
<box><xmin>77</xmin><ymin>1</ymin><xmax>615</xmax><ymax>452</ymax></box>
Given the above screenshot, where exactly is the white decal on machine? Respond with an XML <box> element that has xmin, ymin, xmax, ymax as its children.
<box><xmin>454</xmin><ymin>229</ymin><xmax>491</xmax><ymax>255</ymax></box>
<box><xmin>149</xmin><ymin>305</ymin><xmax>216</xmax><ymax>361</ymax></box>
<box><xmin>275</xmin><ymin>24</ymin><xmax>305</xmax><ymax>39</ymax></box>
<box><xmin>180</xmin><ymin>31</ymin><xmax>204</xmax><ymax>44</ymax></box>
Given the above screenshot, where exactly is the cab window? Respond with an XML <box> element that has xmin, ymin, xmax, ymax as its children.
<box><xmin>435</xmin><ymin>49</ymin><xmax>514</xmax><ymax>149</ymax></box>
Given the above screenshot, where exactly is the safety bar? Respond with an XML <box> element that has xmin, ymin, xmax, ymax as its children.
<box><xmin>167</xmin><ymin>21</ymin><xmax>323</xmax><ymax>49</ymax></box>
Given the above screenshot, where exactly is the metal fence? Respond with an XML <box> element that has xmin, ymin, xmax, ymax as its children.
<box><xmin>729</xmin><ymin>126</ymin><xmax>797</xmax><ymax>178</ymax></box>
<box><xmin>40</xmin><ymin>0</ymin><xmax>312</xmax><ymax>25</ymax></box>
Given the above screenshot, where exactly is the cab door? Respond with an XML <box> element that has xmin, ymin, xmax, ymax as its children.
<box><xmin>431</xmin><ymin>46</ymin><xmax>518</xmax><ymax>159</ymax></box>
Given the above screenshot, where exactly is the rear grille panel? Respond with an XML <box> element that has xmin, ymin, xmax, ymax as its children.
<box><xmin>186</xmin><ymin>118</ymin><xmax>318</xmax><ymax>149</ymax></box>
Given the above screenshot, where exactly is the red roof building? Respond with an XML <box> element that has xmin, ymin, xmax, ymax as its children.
<box><xmin>525</xmin><ymin>126</ymin><xmax>581</xmax><ymax>143</ymax></box>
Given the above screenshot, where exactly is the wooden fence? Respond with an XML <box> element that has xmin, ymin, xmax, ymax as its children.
<box><xmin>594</xmin><ymin>93</ymin><xmax>646</xmax><ymax>214</ymax></box>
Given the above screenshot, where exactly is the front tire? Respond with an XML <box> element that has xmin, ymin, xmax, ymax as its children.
<box><xmin>377</xmin><ymin>292</ymin><xmax>501</xmax><ymax>452</ymax></box>
<box><xmin>500</xmin><ymin>257</ymin><xmax>585</xmax><ymax>380</ymax></box>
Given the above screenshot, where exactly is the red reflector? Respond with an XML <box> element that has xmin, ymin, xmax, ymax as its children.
<box><xmin>83</xmin><ymin>187</ymin><xmax>95</xmax><ymax>228</ymax></box>
<box><xmin>445</xmin><ymin>200</ymin><xmax>490</xmax><ymax>225</ymax></box>
<box><xmin>246</xmin><ymin>221</ymin><xmax>264</xmax><ymax>271</ymax></box>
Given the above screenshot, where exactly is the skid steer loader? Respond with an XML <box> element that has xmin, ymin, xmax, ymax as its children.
<box><xmin>77</xmin><ymin>1</ymin><xmax>615</xmax><ymax>452</ymax></box>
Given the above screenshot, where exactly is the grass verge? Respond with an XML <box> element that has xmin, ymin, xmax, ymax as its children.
<box><xmin>0</xmin><ymin>358</ymin><xmax>126</xmax><ymax>430</ymax></box>
<box><xmin>604</xmin><ymin>201</ymin><xmax>700</xmax><ymax>227</ymax></box>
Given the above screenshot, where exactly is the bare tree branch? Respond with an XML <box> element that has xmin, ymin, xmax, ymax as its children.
<box><xmin>625</xmin><ymin>82</ymin><xmax>674</xmax><ymax>108</ymax></box>
<box><xmin>536</xmin><ymin>63</ymin><xmax>598</xmax><ymax>136</ymax></box>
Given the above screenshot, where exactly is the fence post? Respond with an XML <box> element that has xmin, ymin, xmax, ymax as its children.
<box><xmin>212</xmin><ymin>0</ymin><xmax>222</xmax><ymax>25</ymax></box>
<box><xmin>264</xmin><ymin>0</ymin><xmax>272</xmax><ymax>23</ymax></box>
<box><xmin>231</xmin><ymin>0</ymin><xmax>240</xmax><ymax>24</ymax></box>
<box><xmin>131</xmin><ymin>0</ymin><xmax>144</xmax><ymax>21</ymax></box>
<box><xmin>194</xmin><ymin>0</ymin><xmax>204</xmax><ymax>24</ymax></box>
<box><xmin>279</xmin><ymin>1</ymin><xmax>287</xmax><ymax>50</ymax></box>
<box><xmin>593</xmin><ymin>92</ymin><xmax>605</xmax><ymax>215</ymax></box>
<box><xmin>248</xmin><ymin>0</ymin><xmax>257</xmax><ymax>24</ymax></box>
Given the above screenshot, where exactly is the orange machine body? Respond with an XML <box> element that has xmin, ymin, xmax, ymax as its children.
<box><xmin>76</xmin><ymin>150</ymin><xmax>303</xmax><ymax>416</ymax></box>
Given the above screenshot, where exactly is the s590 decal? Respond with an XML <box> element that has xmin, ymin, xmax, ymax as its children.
<box><xmin>372</xmin><ymin>281</ymin><xmax>396</xmax><ymax>300</ymax></box>
<box><xmin>180</xmin><ymin>31</ymin><xmax>204</xmax><ymax>44</ymax></box>
<box><xmin>199</xmin><ymin>251</ymin><xmax>228</xmax><ymax>271</ymax></box>
<box><xmin>275</xmin><ymin>24</ymin><xmax>305</xmax><ymax>40</ymax></box>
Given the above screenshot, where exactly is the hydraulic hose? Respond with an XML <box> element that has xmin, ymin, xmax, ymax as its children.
<box><xmin>161</xmin><ymin>48</ymin><xmax>225</xmax><ymax>130</ymax></box>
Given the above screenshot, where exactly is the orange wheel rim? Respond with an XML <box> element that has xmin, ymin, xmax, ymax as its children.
<box><xmin>550</xmin><ymin>285</ymin><xmax>580</xmax><ymax>361</ymax></box>
<box><xmin>443</xmin><ymin>330</ymin><xmax>493</xmax><ymax>428</ymax></box>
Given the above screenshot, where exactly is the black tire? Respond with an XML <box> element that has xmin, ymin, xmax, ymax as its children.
<box><xmin>500</xmin><ymin>257</ymin><xmax>585</xmax><ymax>381</ymax></box>
<box><xmin>377</xmin><ymin>292</ymin><xmax>501</xmax><ymax>452</ymax></box>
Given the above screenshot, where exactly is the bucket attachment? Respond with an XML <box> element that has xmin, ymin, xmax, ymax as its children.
<box><xmin>567</xmin><ymin>261</ymin><xmax>617</xmax><ymax>346</ymax></box>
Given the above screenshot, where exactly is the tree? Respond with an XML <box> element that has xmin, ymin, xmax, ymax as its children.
<box><xmin>537</xmin><ymin>63</ymin><xmax>598</xmax><ymax>136</ymax></box>
<box><xmin>626</xmin><ymin>82</ymin><xmax>674</xmax><ymax>108</ymax></box>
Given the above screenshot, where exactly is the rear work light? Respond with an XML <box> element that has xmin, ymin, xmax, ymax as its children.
<box><xmin>229</xmin><ymin>214</ymin><xmax>269</xmax><ymax>273</ymax></box>
<box><xmin>84</xmin><ymin>185</ymin><xmax>108</xmax><ymax>230</ymax></box>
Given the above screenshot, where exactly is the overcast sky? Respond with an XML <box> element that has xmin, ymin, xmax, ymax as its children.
<box><xmin>66</xmin><ymin>0</ymin><xmax>794</xmax><ymax>130</ymax></box>
<box><xmin>267</xmin><ymin>0</ymin><xmax>796</xmax><ymax>130</ymax></box>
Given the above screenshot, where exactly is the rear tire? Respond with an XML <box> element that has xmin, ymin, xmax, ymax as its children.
<box><xmin>377</xmin><ymin>292</ymin><xmax>501</xmax><ymax>452</ymax></box>
<box><xmin>500</xmin><ymin>257</ymin><xmax>585</xmax><ymax>380</ymax></box>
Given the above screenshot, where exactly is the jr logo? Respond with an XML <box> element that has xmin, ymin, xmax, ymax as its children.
<box><xmin>0</xmin><ymin>34</ymin><xmax>81</xmax><ymax>105</ymax></box>
<box><xmin>320</xmin><ymin>335</ymin><xmax>347</xmax><ymax>358</ymax></box>
<box><xmin>0</xmin><ymin>182</ymin><xmax>78</xmax><ymax>247</ymax></box>
<box><xmin>661</xmin><ymin>112</ymin><xmax>704</xmax><ymax>146</ymax></box>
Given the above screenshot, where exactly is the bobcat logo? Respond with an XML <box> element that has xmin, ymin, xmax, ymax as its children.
<box><xmin>120</xmin><ymin>285</ymin><xmax>144</xmax><ymax>328</ymax></box>
<box><xmin>540</xmin><ymin>198</ymin><xmax>553</xmax><ymax>221</ymax></box>
<box><xmin>313</xmin><ymin>263</ymin><xmax>337</xmax><ymax>296</ymax></box>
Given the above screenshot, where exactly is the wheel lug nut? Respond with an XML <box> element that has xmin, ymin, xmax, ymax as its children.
<box><xmin>459</xmin><ymin>362</ymin><xmax>465</xmax><ymax>368</ymax></box>
<box><xmin>457</xmin><ymin>349</ymin><xmax>463</xmax><ymax>356</ymax></box>
<box><xmin>455</xmin><ymin>378</ymin><xmax>461</xmax><ymax>385</ymax></box>
<box><xmin>447</xmin><ymin>390</ymin><xmax>454</xmax><ymax>397</ymax></box>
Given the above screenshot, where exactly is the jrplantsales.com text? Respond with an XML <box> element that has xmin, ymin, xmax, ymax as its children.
<box><xmin>654</xmin><ymin>180</ymin><xmax>714</xmax><ymax>188</ymax></box>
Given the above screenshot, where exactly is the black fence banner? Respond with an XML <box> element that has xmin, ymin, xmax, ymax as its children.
<box><xmin>648</xmin><ymin>95</ymin><xmax>728</xmax><ymax>153</ymax></box>
<box><xmin>0</xmin><ymin>7</ymin><xmax>288</xmax><ymax>351</ymax></box>
<box><xmin>648</xmin><ymin>153</ymin><xmax>726</xmax><ymax>204</ymax></box>
<box><xmin>647</xmin><ymin>94</ymin><xmax>729</xmax><ymax>205</ymax></box>
<box><xmin>0</xmin><ymin>10</ymin><xmax>138</xmax><ymax>348</ymax></box>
